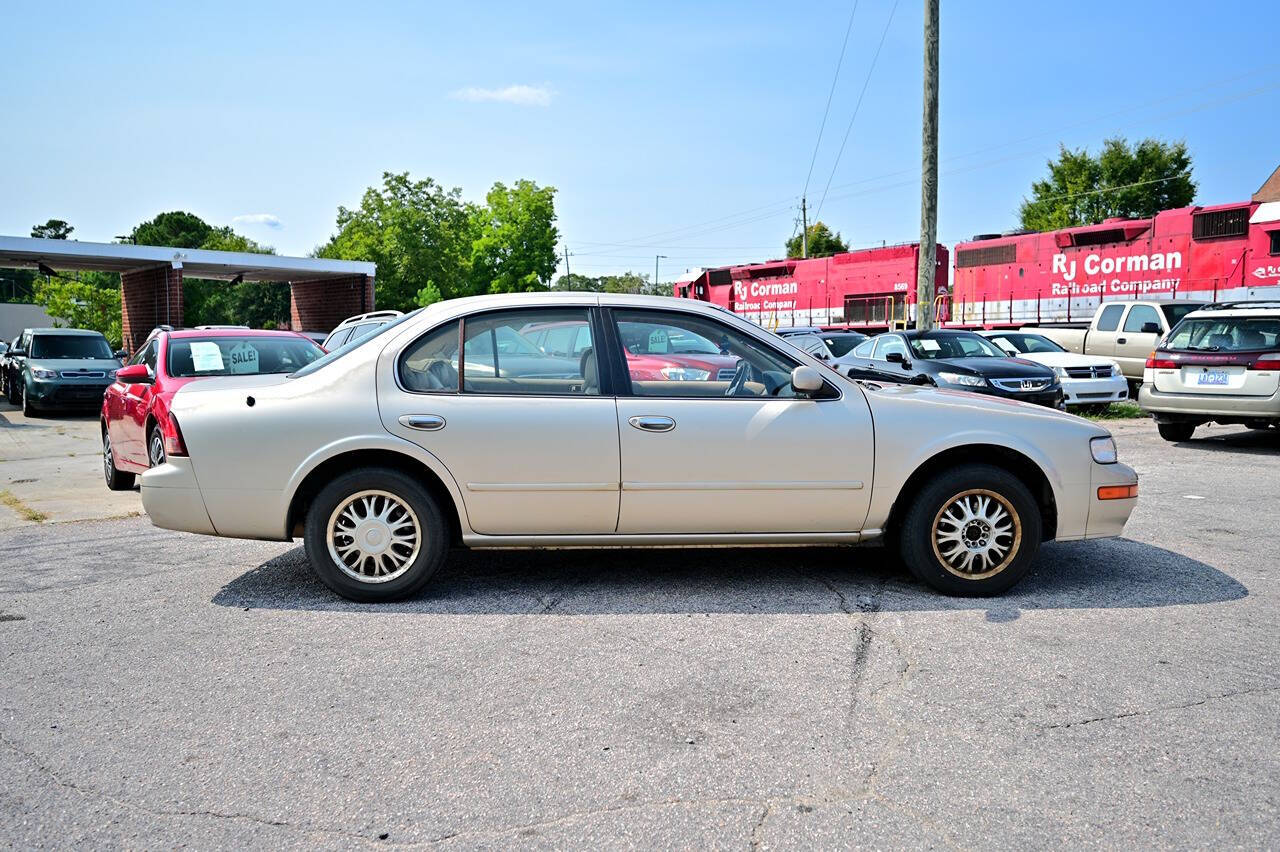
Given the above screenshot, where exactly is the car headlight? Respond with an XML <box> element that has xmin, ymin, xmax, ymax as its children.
<box><xmin>1109</xmin><ymin>361</ymin><xmax>1122</xmax><ymax>377</ymax></box>
<box><xmin>31</xmin><ymin>368</ymin><xmax>57</xmax><ymax>379</ymax></box>
<box><xmin>106</xmin><ymin>369</ymin><xmax>119</xmax><ymax>380</ymax></box>
<box><xmin>660</xmin><ymin>367</ymin><xmax>710</xmax><ymax>381</ymax></box>
<box><xmin>1090</xmin><ymin>436</ymin><xmax>1118</xmax><ymax>464</ymax></box>
<box><xmin>936</xmin><ymin>371</ymin><xmax>986</xmax><ymax>387</ymax></box>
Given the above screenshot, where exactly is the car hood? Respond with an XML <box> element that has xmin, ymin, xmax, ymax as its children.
<box><xmin>29</xmin><ymin>358</ymin><xmax>121</xmax><ymax>373</ymax></box>
<box><xmin>1014</xmin><ymin>351</ymin><xmax>1113</xmax><ymax>369</ymax></box>
<box><xmin>925</xmin><ymin>357</ymin><xmax>1055</xmax><ymax>378</ymax></box>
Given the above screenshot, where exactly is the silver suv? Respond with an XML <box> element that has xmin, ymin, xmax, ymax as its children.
<box><xmin>321</xmin><ymin>310</ymin><xmax>403</xmax><ymax>350</ymax></box>
<box><xmin>1138</xmin><ymin>302</ymin><xmax>1280</xmax><ymax>441</ymax></box>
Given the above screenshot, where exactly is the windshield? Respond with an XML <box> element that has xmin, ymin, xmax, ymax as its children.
<box><xmin>167</xmin><ymin>336</ymin><xmax>324</xmax><ymax>377</ymax></box>
<box><xmin>30</xmin><ymin>334</ymin><xmax>113</xmax><ymax>359</ymax></box>
<box><xmin>822</xmin><ymin>333</ymin><xmax>865</xmax><ymax>357</ymax></box>
<box><xmin>291</xmin><ymin>309</ymin><xmax>423</xmax><ymax>378</ymax></box>
<box><xmin>1165</xmin><ymin>317</ymin><xmax>1280</xmax><ymax>352</ymax></box>
<box><xmin>985</xmin><ymin>333</ymin><xmax>1065</xmax><ymax>355</ymax></box>
<box><xmin>908</xmin><ymin>333</ymin><xmax>1007</xmax><ymax>360</ymax></box>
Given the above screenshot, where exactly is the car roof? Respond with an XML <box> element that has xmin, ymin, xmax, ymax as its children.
<box><xmin>166</xmin><ymin>328</ymin><xmax>309</xmax><ymax>339</ymax></box>
<box><xmin>898</xmin><ymin>328</ymin><xmax>979</xmax><ymax>338</ymax></box>
<box><xmin>29</xmin><ymin>327</ymin><xmax>107</xmax><ymax>336</ymax></box>
<box><xmin>1183</xmin><ymin>301</ymin><xmax>1280</xmax><ymax>320</ymax></box>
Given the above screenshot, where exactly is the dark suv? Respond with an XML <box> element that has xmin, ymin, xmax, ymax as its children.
<box><xmin>8</xmin><ymin>328</ymin><xmax>123</xmax><ymax>415</ymax></box>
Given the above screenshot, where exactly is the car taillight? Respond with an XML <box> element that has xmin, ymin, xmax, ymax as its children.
<box><xmin>1145</xmin><ymin>351</ymin><xmax>1178</xmax><ymax>369</ymax></box>
<box><xmin>1250</xmin><ymin>354</ymin><xmax>1280</xmax><ymax>370</ymax></box>
<box><xmin>163</xmin><ymin>413</ymin><xmax>188</xmax><ymax>457</ymax></box>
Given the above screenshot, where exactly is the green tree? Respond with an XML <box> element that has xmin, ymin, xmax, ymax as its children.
<box><xmin>785</xmin><ymin>222</ymin><xmax>849</xmax><ymax>258</ymax></box>
<box><xmin>317</xmin><ymin>172</ymin><xmax>477</xmax><ymax>312</ymax></box>
<box><xmin>552</xmin><ymin>273</ymin><xmax>604</xmax><ymax>292</ymax></box>
<box><xmin>1019</xmin><ymin>137</ymin><xmax>1196</xmax><ymax>231</ymax></box>
<box><xmin>131</xmin><ymin>211</ymin><xmax>213</xmax><ymax>249</ymax></box>
<box><xmin>33</xmin><ymin>273</ymin><xmax>123</xmax><ymax>349</ymax></box>
<box><xmin>470</xmin><ymin>180</ymin><xmax>559</xmax><ymax>294</ymax></box>
<box><xmin>31</xmin><ymin>219</ymin><xmax>73</xmax><ymax>240</ymax></box>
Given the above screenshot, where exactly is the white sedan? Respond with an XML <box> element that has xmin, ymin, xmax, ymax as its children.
<box><xmin>981</xmin><ymin>331</ymin><xmax>1129</xmax><ymax>410</ymax></box>
<box><xmin>140</xmin><ymin>293</ymin><xmax>1138</xmax><ymax>601</ymax></box>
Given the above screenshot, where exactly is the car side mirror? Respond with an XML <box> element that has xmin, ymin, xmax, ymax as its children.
<box><xmin>1140</xmin><ymin>322</ymin><xmax>1161</xmax><ymax>334</ymax></box>
<box><xmin>114</xmin><ymin>349</ymin><xmax>128</xmax><ymax>360</ymax></box>
<box><xmin>115</xmin><ymin>364</ymin><xmax>153</xmax><ymax>384</ymax></box>
<box><xmin>885</xmin><ymin>351</ymin><xmax>910</xmax><ymax>367</ymax></box>
<box><xmin>9</xmin><ymin>349</ymin><xmax>25</xmax><ymax>358</ymax></box>
<box><xmin>790</xmin><ymin>365</ymin><xmax>825</xmax><ymax>396</ymax></box>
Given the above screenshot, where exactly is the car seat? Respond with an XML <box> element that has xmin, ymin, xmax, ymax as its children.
<box><xmin>1208</xmin><ymin>333</ymin><xmax>1235</xmax><ymax>350</ymax></box>
<box><xmin>580</xmin><ymin>348</ymin><xmax>599</xmax><ymax>395</ymax></box>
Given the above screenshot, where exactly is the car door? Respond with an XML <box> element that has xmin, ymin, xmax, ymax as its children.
<box><xmin>1086</xmin><ymin>303</ymin><xmax>1125</xmax><ymax>360</ymax></box>
<box><xmin>609</xmin><ymin>307</ymin><xmax>874</xmax><ymax>534</ymax></box>
<box><xmin>1115</xmin><ymin>304</ymin><xmax>1163</xmax><ymax>378</ymax></box>
<box><xmin>116</xmin><ymin>339</ymin><xmax>158</xmax><ymax>465</ymax></box>
<box><xmin>379</xmin><ymin>306</ymin><xmax>621</xmax><ymax>536</ymax></box>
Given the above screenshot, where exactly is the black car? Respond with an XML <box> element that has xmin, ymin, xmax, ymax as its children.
<box><xmin>834</xmin><ymin>329</ymin><xmax>1063</xmax><ymax>407</ymax></box>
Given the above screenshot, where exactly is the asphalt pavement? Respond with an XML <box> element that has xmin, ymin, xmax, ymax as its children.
<box><xmin>0</xmin><ymin>416</ymin><xmax>1277</xmax><ymax>848</ymax></box>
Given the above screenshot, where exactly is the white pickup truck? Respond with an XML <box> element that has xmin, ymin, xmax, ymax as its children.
<box><xmin>1021</xmin><ymin>299</ymin><xmax>1206</xmax><ymax>386</ymax></box>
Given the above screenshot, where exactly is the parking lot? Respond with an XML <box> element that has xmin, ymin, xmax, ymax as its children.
<box><xmin>1</xmin><ymin>402</ymin><xmax>1277</xmax><ymax>848</ymax></box>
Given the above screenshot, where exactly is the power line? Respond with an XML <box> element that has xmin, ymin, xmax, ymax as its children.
<box><xmin>802</xmin><ymin>0</ymin><xmax>861</xmax><ymax>200</ymax></box>
<box><xmin>813</xmin><ymin>0</ymin><xmax>901</xmax><ymax>221</ymax></box>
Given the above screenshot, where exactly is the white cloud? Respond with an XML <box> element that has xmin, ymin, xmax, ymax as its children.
<box><xmin>231</xmin><ymin>213</ymin><xmax>283</xmax><ymax>230</ymax></box>
<box><xmin>450</xmin><ymin>84</ymin><xmax>553</xmax><ymax>107</ymax></box>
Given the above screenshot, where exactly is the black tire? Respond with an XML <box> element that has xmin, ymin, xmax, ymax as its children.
<box><xmin>303</xmin><ymin>467</ymin><xmax>449</xmax><ymax>602</ymax></box>
<box><xmin>20</xmin><ymin>383</ymin><xmax>35</xmax><ymax>416</ymax></box>
<box><xmin>102</xmin><ymin>428</ymin><xmax>136</xmax><ymax>491</ymax></box>
<box><xmin>147</xmin><ymin>426</ymin><xmax>166</xmax><ymax>468</ymax></box>
<box><xmin>898</xmin><ymin>463</ymin><xmax>1042</xmax><ymax>596</ymax></box>
<box><xmin>1157</xmin><ymin>422</ymin><xmax>1195</xmax><ymax>442</ymax></box>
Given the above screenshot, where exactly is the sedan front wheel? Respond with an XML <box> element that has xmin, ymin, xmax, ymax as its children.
<box><xmin>303</xmin><ymin>467</ymin><xmax>449</xmax><ymax>602</ymax></box>
<box><xmin>898</xmin><ymin>464</ymin><xmax>1041</xmax><ymax>596</ymax></box>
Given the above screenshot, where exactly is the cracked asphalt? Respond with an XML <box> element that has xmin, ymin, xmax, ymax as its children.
<box><xmin>1</xmin><ymin>419</ymin><xmax>1277</xmax><ymax>848</ymax></box>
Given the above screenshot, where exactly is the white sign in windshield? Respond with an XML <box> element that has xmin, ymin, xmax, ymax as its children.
<box><xmin>228</xmin><ymin>342</ymin><xmax>259</xmax><ymax>374</ymax></box>
<box><xmin>189</xmin><ymin>342</ymin><xmax>225</xmax><ymax>372</ymax></box>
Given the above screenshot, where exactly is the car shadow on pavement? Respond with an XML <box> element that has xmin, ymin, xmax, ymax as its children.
<box><xmin>212</xmin><ymin>536</ymin><xmax>1246</xmax><ymax>617</ymax></box>
<box><xmin>1170</xmin><ymin>428</ymin><xmax>1280</xmax><ymax>455</ymax></box>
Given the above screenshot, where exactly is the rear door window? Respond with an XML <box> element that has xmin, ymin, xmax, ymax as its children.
<box><xmin>463</xmin><ymin>309</ymin><xmax>597</xmax><ymax>395</ymax></box>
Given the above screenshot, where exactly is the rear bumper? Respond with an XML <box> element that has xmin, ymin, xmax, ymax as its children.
<box><xmin>140</xmin><ymin>458</ymin><xmax>217</xmax><ymax>536</ymax></box>
<box><xmin>1062</xmin><ymin>375</ymin><xmax>1128</xmax><ymax>406</ymax></box>
<box><xmin>1086</xmin><ymin>462</ymin><xmax>1138</xmax><ymax>539</ymax></box>
<box><xmin>1138</xmin><ymin>385</ymin><xmax>1280</xmax><ymax>421</ymax></box>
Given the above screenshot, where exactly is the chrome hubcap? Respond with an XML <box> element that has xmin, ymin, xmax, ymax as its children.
<box><xmin>931</xmin><ymin>489</ymin><xmax>1021</xmax><ymax>579</ymax></box>
<box><xmin>103</xmin><ymin>434</ymin><xmax>113</xmax><ymax>478</ymax></box>
<box><xmin>326</xmin><ymin>490</ymin><xmax>421</xmax><ymax>584</ymax></box>
<box><xmin>149</xmin><ymin>433</ymin><xmax>165</xmax><ymax>467</ymax></box>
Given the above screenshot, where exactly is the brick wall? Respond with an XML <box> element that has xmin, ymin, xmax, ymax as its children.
<box><xmin>289</xmin><ymin>275</ymin><xmax>374</xmax><ymax>333</ymax></box>
<box><xmin>120</xmin><ymin>266</ymin><xmax>183</xmax><ymax>353</ymax></box>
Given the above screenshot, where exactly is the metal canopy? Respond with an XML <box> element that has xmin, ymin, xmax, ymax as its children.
<box><xmin>0</xmin><ymin>235</ymin><xmax>374</xmax><ymax>282</ymax></box>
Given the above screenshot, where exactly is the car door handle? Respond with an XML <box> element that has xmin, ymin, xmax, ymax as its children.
<box><xmin>628</xmin><ymin>415</ymin><xmax>676</xmax><ymax>433</ymax></box>
<box><xmin>399</xmin><ymin>414</ymin><xmax>446</xmax><ymax>431</ymax></box>
<box><xmin>1117</xmin><ymin>337</ymin><xmax>1127</xmax><ymax>344</ymax></box>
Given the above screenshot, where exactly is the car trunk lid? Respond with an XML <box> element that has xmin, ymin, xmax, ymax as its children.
<box><xmin>1150</xmin><ymin>350</ymin><xmax>1280</xmax><ymax>397</ymax></box>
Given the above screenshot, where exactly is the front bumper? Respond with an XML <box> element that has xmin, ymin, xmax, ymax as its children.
<box><xmin>27</xmin><ymin>378</ymin><xmax>112</xmax><ymax>409</ymax></box>
<box><xmin>1086</xmin><ymin>461</ymin><xmax>1138</xmax><ymax>539</ymax></box>
<box><xmin>140</xmin><ymin>458</ymin><xmax>217</xmax><ymax>536</ymax></box>
<box><xmin>1139</xmin><ymin>384</ymin><xmax>1280</xmax><ymax>421</ymax></box>
<box><xmin>972</xmin><ymin>385</ymin><xmax>1063</xmax><ymax>409</ymax></box>
<box><xmin>1062</xmin><ymin>375</ymin><xmax>1128</xmax><ymax>406</ymax></box>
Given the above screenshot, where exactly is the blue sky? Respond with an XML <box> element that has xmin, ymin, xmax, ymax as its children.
<box><xmin>3</xmin><ymin>0</ymin><xmax>1277</xmax><ymax>283</ymax></box>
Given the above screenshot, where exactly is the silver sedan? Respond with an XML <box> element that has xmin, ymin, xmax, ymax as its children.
<box><xmin>140</xmin><ymin>293</ymin><xmax>1138</xmax><ymax>601</ymax></box>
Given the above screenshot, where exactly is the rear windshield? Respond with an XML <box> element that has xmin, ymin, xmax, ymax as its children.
<box><xmin>1165</xmin><ymin>317</ymin><xmax>1280</xmax><ymax>352</ymax></box>
<box><xmin>30</xmin><ymin>334</ymin><xmax>113</xmax><ymax>359</ymax></box>
<box><xmin>822</xmin><ymin>333</ymin><xmax>865</xmax><ymax>357</ymax></box>
<box><xmin>167</xmin><ymin>336</ymin><xmax>324</xmax><ymax>377</ymax></box>
<box><xmin>291</xmin><ymin>309</ymin><xmax>423</xmax><ymax>379</ymax></box>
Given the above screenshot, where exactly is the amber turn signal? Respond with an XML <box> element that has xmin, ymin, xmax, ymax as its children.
<box><xmin>1097</xmin><ymin>484</ymin><xmax>1138</xmax><ymax>500</ymax></box>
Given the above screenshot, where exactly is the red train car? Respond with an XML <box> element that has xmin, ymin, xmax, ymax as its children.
<box><xmin>948</xmin><ymin>199</ymin><xmax>1280</xmax><ymax>328</ymax></box>
<box><xmin>673</xmin><ymin>243</ymin><xmax>949</xmax><ymax>330</ymax></box>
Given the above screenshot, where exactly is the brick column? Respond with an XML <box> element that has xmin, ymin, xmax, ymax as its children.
<box><xmin>290</xmin><ymin>275</ymin><xmax>375</xmax><ymax>333</ymax></box>
<box><xmin>120</xmin><ymin>265</ymin><xmax>184</xmax><ymax>353</ymax></box>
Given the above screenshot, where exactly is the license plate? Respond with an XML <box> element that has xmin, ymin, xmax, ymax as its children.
<box><xmin>1196</xmin><ymin>370</ymin><xmax>1229</xmax><ymax>386</ymax></box>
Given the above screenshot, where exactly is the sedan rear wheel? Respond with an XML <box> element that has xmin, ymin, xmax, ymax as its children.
<box><xmin>303</xmin><ymin>467</ymin><xmax>448</xmax><ymax>602</ymax></box>
<box><xmin>899</xmin><ymin>464</ymin><xmax>1041</xmax><ymax>596</ymax></box>
<box><xmin>103</xmin><ymin>429</ymin><xmax>136</xmax><ymax>491</ymax></box>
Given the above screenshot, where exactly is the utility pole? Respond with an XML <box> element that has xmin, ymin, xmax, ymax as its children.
<box><xmin>801</xmin><ymin>197</ymin><xmax>809</xmax><ymax>259</ymax></box>
<box><xmin>915</xmin><ymin>0</ymin><xmax>940</xmax><ymax>331</ymax></box>
<box><xmin>654</xmin><ymin>255</ymin><xmax>668</xmax><ymax>295</ymax></box>
<box><xmin>563</xmin><ymin>246</ymin><xmax>572</xmax><ymax>280</ymax></box>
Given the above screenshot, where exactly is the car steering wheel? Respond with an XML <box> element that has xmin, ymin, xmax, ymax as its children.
<box><xmin>725</xmin><ymin>359</ymin><xmax>763</xmax><ymax>396</ymax></box>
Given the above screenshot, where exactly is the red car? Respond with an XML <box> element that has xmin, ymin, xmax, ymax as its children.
<box><xmin>101</xmin><ymin>328</ymin><xmax>325</xmax><ymax>489</ymax></box>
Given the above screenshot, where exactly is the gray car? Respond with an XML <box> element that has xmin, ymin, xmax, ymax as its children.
<box><xmin>9</xmin><ymin>328</ymin><xmax>123</xmax><ymax>415</ymax></box>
